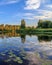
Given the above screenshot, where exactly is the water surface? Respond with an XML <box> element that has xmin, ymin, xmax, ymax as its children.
<box><xmin>0</xmin><ymin>34</ymin><xmax>52</xmax><ymax>65</ymax></box>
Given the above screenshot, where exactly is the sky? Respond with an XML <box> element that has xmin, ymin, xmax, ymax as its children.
<box><xmin>0</xmin><ymin>0</ymin><xmax>52</xmax><ymax>26</ymax></box>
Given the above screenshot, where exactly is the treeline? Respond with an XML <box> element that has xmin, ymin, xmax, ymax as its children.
<box><xmin>20</xmin><ymin>19</ymin><xmax>52</xmax><ymax>29</ymax></box>
<box><xmin>37</xmin><ymin>20</ymin><xmax>52</xmax><ymax>28</ymax></box>
<box><xmin>0</xmin><ymin>19</ymin><xmax>52</xmax><ymax>34</ymax></box>
<box><xmin>16</xmin><ymin>19</ymin><xmax>52</xmax><ymax>35</ymax></box>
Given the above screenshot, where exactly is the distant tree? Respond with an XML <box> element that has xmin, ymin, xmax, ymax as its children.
<box><xmin>21</xmin><ymin>19</ymin><xmax>26</xmax><ymax>29</ymax></box>
<box><xmin>37</xmin><ymin>20</ymin><xmax>52</xmax><ymax>28</ymax></box>
<box><xmin>38</xmin><ymin>19</ymin><xmax>43</xmax><ymax>28</ymax></box>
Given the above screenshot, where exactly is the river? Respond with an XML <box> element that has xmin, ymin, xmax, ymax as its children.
<box><xmin>0</xmin><ymin>34</ymin><xmax>52</xmax><ymax>65</ymax></box>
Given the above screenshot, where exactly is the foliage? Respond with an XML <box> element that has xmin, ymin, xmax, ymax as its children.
<box><xmin>37</xmin><ymin>20</ymin><xmax>52</xmax><ymax>28</ymax></box>
<box><xmin>21</xmin><ymin>19</ymin><xmax>26</xmax><ymax>29</ymax></box>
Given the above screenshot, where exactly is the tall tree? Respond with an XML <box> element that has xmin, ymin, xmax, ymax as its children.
<box><xmin>38</xmin><ymin>19</ymin><xmax>43</xmax><ymax>28</ymax></box>
<box><xmin>21</xmin><ymin>19</ymin><xmax>26</xmax><ymax>29</ymax></box>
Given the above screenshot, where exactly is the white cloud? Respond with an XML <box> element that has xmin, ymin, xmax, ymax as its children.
<box><xmin>0</xmin><ymin>0</ymin><xmax>19</xmax><ymax>5</ymax></box>
<box><xmin>23</xmin><ymin>10</ymin><xmax>52</xmax><ymax>20</ymax></box>
<box><xmin>24</xmin><ymin>0</ymin><xmax>52</xmax><ymax>10</ymax></box>
<box><xmin>24</xmin><ymin>0</ymin><xmax>41</xmax><ymax>10</ymax></box>
<box><xmin>23</xmin><ymin>13</ymin><xmax>35</xmax><ymax>20</ymax></box>
<box><xmin>34</xmin><ymin>10</ymin><xmax>52</xmax><ymax>19</ymax></box>
<box><xmin>12</xmin><ymin>12</ymin><xmax>35</xmax><ymax>20</ymax></box>
<box><xmin>24</xmin><ymin>13</ymin><xmax>34</xmax><ymax>16</ymax></box>
<box><xmin>34</xmin><ymin>16</ymin><xmax>48</xmax><ymax>19</ymax></box>
<box><xmin>21</xmin><ymin>10</ymin><xmax>52</xmax><ymax>20</ymax></box>
<box><xmin>46</xmin><ymin>5</ymin><xmax>52</xmax><ymax>8</ymax></box>
<box><xmin>12</xmin><ymin>9</ymin><xmax>52</xmax><ymax>20</ymax></box>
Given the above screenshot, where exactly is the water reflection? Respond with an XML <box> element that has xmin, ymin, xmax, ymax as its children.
<box><xmin>0</xmin><ymin>33</ymin><xmax>52</xmax><ymax>43</ymax></box>
<box><xmin>20</xmin><ymin>34</ymin><xmax>26</xmax><ymax>43</ymax></box>
<box><xmin>38</xmin><ymin>35</ymin><xmax>52</xmax><ymax>42</ymax></box>
<box><xmin>0</xmin><ymin>33</ymin><xmax>52</xmax><ymax>65</ymax></box>
<box><xmin>0</xmin><ymin>33</ymin><xmax>26</xmax><ymax>43</ymax></box>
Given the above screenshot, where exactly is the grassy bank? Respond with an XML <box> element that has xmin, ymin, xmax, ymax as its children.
<box><xmin>33</xmin><ymin>28</ymin><xmax>52</xmax><ymax>35</ymax></box>
<box><xmin>0</xmin><ymin>28</ymin><xmax>52</xmax><ymax>35</ymax></box>
<box><xmin>16</xmin><ymin>28</ymin><xmax>52</xmax><ymax>35</ymax></box>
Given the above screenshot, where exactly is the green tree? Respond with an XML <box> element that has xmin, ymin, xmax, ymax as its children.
<box><xmin>37</xmin><ymin>20</ymin><xmax>52</xmax><ymax>28</ymax></box>
<box><xmin>38</xmin><ymin>19</ymin><xmax>43</xmax><ymax>28</ymax></box>
<box><xmin>42</xmin><ymin>20</ymin><xmax>51</xmax><ymax>28</ymax></box>
<box><xmin>21</xmin><ymin>19</ymin><xmax>26</xmax><ymax>29</ymax></box>
<box><xmin>49</xmin><ymin>22</ymin><xmax>52</xmax><ymax>28</ymax></box>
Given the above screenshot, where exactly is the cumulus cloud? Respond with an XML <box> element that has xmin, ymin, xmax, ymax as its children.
<box><xmin>0</xmin><ymin>0</ymin><xmax>19</xmax><ymax>5</ymax></box>
<box><xmin>24</xmin><ymin>0</ymin><xmax>52</xmax><ymax>10</ymax></box>
<box><xmin>23</xmin><ymin>10</ymin><xmax>52</xmax><ymax>20</ymax></box>
<box><xmin>34</xmin><ymin>10</ymin><xmax>52</xmax><ymax>19</ymax></box>
<box><xmin>20</xmin><ymin>10</ymin><xmax>52</xmax><ymax>20</ymax></box>
<box><xmin>24</xmin><ymin>0</ymin><xmax>41</xmax><ymax>10</ymax></box>
<box><xmin>13</xmin><ymin>9</ymin><xmax>52</xmax><ymax>20</ymax></box>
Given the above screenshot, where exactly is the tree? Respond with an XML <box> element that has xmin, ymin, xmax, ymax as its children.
<box><xmin>37</xmin><ymin>20</ymin><xmax>52</xmax><ymax>28</ymax></box>
<box><xmin>42</xmin><ymin>20</ymin><xmax>51</xmax><ymax>28</ymax></box>
<box><xmin>48</xmin><ymin>21</ymin><xmax>52</xmax><ymax>28</ymax></box>
<box><xmin>21</xmin><ymin>19</ymin><xmax>26</xmax><ymax>29</ymax></box>
<box><xmin>38</xmin><ymin>19</ymin><xmax>43</xmax><ymax>28</ymax></box>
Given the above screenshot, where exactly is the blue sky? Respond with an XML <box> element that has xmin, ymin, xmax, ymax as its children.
<box><xmin>0</xmin><ymin>0</ymin><xmax>52</xmax><ymax>26</ymax></box>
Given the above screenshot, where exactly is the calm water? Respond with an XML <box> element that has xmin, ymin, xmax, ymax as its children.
<box><xmin>0</xmin><ymin>34</ymin><xmax>52</xmax><ymax>65</ymax></box>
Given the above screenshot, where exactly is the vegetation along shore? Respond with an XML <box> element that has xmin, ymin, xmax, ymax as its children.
<box><xmin>0</xmin><ymin>19</ymin><xmax>52</xmax><ymax>34</ymax></box>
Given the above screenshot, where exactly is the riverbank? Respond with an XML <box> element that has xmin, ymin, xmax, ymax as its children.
<box><xmin>0</xmin><ymin>28</ymin><xmax>52</xmax><ymax>35</ymax></box>
<box><xmin>16</xmin><ymin>28</ymin><xmax>52</xmax><ymax>35</ymax></box>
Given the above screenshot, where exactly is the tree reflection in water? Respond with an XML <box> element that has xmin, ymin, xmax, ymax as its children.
<box><xmin>0</xmin><ymin>33</ymin><xmax>52</xmax><ymax>65</ymax></box>
<box><xmin>0</xmin><ymin>32</ymin><xmax>52</xmax><ymax>43</ymax></box>
<box><xmin>20</xmin><ymin>34</ymin><xmax>26</xmax><ymax>43</ymax></box>
<box><xmin>38</xmin><ymin>35</ymin><xmax>52</xmax><ymax>42</ymax></box>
